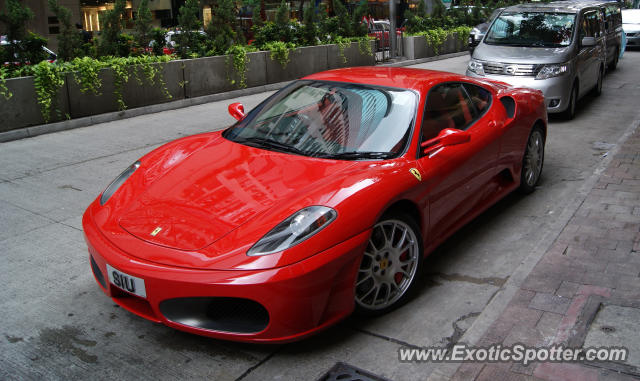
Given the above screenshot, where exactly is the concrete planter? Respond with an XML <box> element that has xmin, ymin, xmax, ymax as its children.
<box><xmin>402</xmin><ymin>33</ymin><xmax>467</xmax><ymax>60</ymax></box>
<box><xmin>67</xmin><ymin>61</ymin><xmax>185</xmax><ymax>119</ymax></box>
<box><xmin>0</xmin><ymin>76</ymin><xmax>69</xmax><ymax>132</ymax></box>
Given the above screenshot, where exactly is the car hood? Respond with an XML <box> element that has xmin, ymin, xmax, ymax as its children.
<box><xmin>118</xmin><ymin>136</ymin><xmax>356</xmax><ymax>252</ymax></box>
<box><xmin>473</xmin><ymin>43</ymin><xmax>573</xmax><ymax>64</ymax></box>
<box><xmin>624</xmin><ymin>24</ymin><xmax>640</xmax><ymax>33</ymax></box>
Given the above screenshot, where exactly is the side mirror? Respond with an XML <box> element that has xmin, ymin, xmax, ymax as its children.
<box><xmin>228</xmin><ymin>102</ymin><xmax>245</xmax><ymax>121</ymax></box>
<box><xmin>581</xmin><ymin>36</ymin><xmax>596</xmax><ymax>47</ymax></box>
<box><xmin>421</xmin><ymin>128</ymin><xmax>470</xmax><ymax>155</ymax></box>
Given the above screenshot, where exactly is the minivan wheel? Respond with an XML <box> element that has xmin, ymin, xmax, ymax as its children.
<box><xmin>563</xmin><ymin>83</ymin><xmax>578</xmax><ymax>120</ymax></box>
<box><xmin>592</xmin><ymin>66</ymin><xmax>603</xmax><ymax>97</ymax></box>
<box><xmin>608</xmin><ymin>48</ymin><xmax>619</xmax><ymax>71</ymax></box>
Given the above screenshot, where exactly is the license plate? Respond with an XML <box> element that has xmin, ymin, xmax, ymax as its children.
<box><xmin>106</xmin><ymin>264</ymin><xmax>147</xmax><ymax>298</ymax></box>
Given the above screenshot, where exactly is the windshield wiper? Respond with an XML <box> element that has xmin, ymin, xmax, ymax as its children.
<box><xmin>315</xmin><ymin>151</ymin><xmax>395</xmax><ymax>160</ymax></box>
<box><xmin>236</xmin><ymin>137</ymin><xmax>309</xmax><ymax>156</ymax></box>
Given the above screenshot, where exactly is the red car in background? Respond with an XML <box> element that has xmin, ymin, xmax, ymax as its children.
<box><xmin>367</xmin><ymin>20</ymin><xmax>404</xmax><ymax>49</ymax></box>
<box><xmin>83</xmin><ymin>67</ymin><xmax>547</xmax><ymax>343</ymax></box>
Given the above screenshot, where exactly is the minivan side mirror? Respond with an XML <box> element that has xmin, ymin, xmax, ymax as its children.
<box><xmin>228</xmin><ymin>102</ymin><xmax>245</xmax><ymax>121</ymax></box>
<box><xmin>581</xmin><ymin>36</ymin><xmax>596</xmax><ymax>47</ymax></box>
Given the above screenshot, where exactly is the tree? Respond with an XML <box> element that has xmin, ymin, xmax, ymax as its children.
<box><xmin>176</xmin><ymin>0</ymin><xmax>202</xmax><ymax>58</ymax></box>
<box><xmin>48</xmin><ymin>0</ymin><xmax>83</xmax><ymax>61</ymax></box>
<box><xmin>206</xmin><ymin>0</ymin><xmax>236</xmax><ymax>54</ymax></box>
<box><xmin>0</xmin><ymin>0</ymin><xmax>33</xmax><ymax>42</ymax></box>
<box><xmin>275</xmin><ymin>0</ymin><xmax>289</xmax><ymax>26</ymax></box>
<box><xmin>98</xmin><ymin>0</ymin><xmax>127</xmax><ymax>56</ymax></box>
<box><xmin>135</xmin><ymin>0</ymin><xmax>153</xmax><ymax>50</ymax></box>
<box><xmin>0</xmin><ymin>0</ymin><xmax>47</xmax><ymax>65</ymax></box>
<box><xmin>331</xmin><ymin>0</ymin><xmax>352</xmax><ymax>37</ymax></box>
<box><xmin>301</xmin><ymin>4</ymin><xmax>317</xmax><ymax>45</ymax></box>
<box><xmin>352</xmin><ymin>0</ymin><xmax>368</xmax><ymax>37</ymax></box>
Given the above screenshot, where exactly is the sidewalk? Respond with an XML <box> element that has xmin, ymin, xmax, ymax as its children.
<box><xmin>453</xmin><ymin>125</ymin><xmax>640</xmax><ymax>380</ymax></box>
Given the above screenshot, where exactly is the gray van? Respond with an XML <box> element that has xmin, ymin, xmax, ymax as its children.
<box><xmin>466</xmin><ymin>1</ymin><xmax>607</xmax><ymax>119</ymax></box>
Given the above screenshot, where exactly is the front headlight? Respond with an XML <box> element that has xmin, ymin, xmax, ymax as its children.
<box><xmin>536</xmin><ymin>63</ymin><xmax>568</xmax><ymax>80</ymax></box>
<box><xmin>99</xmin><ymin>161</ymin><xmax>140</xmax><ymax>205</ymax></box>
<box><xmin>467</xmin><ymin>59</ymin><xmax>485</xmax><ymax>76</ymax></box>
<box><xmin>247</xmin><ymin>206</ymin><xmax>337</xmax><ymax>256</ymax></box>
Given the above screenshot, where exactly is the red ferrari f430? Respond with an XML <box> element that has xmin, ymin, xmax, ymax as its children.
<box><xmin>83</xmin><ymin>67</ymin><xmax>547</xmax><ymax>343</ymax></box>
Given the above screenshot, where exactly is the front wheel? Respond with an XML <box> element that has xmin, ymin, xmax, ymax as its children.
<box><xmin>519</xmin><ymin>126</ymin><xmax>545</xmax><ymax>194</ymax></box>
<box><xmin>354</xmin><ymin>212</ymin><xmax>423</xmax><ymax>316</ymax></box>
<box><xmin>562</xmin><ymin>83</ymin><xmax>578</xmax><ymax>120</ymax></box>
<box><xmin>592</xmin><ymin>66</ymin><xmax>603</xmax><ymax>97</ymax></box>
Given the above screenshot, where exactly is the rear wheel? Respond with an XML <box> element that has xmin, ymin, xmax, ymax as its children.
<box><xmin>608</xmin><ymin>48</ymin><xmax>619</xmax><ymax>71</ymax></box>
<box><xmin>519</xmin><ymin>125</ymin><xmax>545</xmax><ymax>194</ymax></box>
<box><xmin>355</xmin><ymin>212</ymin><xmax>423</xmax><ymax>316</ymax></box>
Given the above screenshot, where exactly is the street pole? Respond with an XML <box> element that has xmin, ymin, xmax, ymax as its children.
<box><xmin>390</xmin><ymin>0</ymin><xmax>396</xmax><ymax>58</ymax></box>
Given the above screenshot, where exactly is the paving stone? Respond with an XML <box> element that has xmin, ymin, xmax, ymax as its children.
<box><xmin>555</xmin><ymin>281</ymin><xmax>581</xmax><ymax>299</ymax></box>
<box><xmin>528</xmin><ymin>293</ymin><xmax>571</xmax><ymax>315</ymax></box>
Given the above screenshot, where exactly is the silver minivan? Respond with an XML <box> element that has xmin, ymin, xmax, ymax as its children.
<box><xmin>466</xmin><ymin>1</ymin><xmax>607</xmax><ymax>119</ymax></box>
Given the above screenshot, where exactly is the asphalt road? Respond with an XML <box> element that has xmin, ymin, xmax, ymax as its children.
<box><xmin>1</xmin><ymin>51</ymin><xmax>639</xmax><ymax>381</ymax></box>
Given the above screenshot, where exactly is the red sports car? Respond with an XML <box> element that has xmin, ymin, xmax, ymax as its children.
<box><xmin>83</xmin><ymin>67</ymin><xmax>547</xmax><ymax>343</ymax></box>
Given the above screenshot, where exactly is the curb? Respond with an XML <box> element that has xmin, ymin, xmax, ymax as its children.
<box><xmin>0</xmin><ymin>52</ymin><xmax>469</xmax><ymax>144</ymax></box>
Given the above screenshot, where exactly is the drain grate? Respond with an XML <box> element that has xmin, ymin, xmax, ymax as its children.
<box><xmin>316</xmin><ymin>362</ymin><xmax>392</xmax><ymax>381</ymax></box>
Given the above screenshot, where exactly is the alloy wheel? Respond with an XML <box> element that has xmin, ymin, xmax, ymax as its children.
<box><xmin>355</xmin><ymin>219</ymin><xmax>420</xmax><ymax>311</ymax></box>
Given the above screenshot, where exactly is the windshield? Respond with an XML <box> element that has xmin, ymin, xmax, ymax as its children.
<box><xmin>485</xmin><ymin>12</ymin><xmax>575</xmax><ymax>47</ymax></box>
<box><xmin>223</xmin><ymin>81</ymin><xmax>417</xmax><ymax>160</ymax></box>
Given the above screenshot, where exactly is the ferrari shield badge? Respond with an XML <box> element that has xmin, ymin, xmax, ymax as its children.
<box><xmin>150</xmin><ymin>227</ymin><xmax>162</xmax><ymax>236</ymax></box>
<box><xmin>409</xmin><ymin>168</ymin><xmax>422</xmax><ymax>182</ymax></box>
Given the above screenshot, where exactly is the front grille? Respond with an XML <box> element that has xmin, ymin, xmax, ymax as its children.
<box><xmin>160</xmin><ymin>297</ymin><xmax>269</xmax><ymax>334</ymax></box>
<box><xmin>626</xmin><ymin>32</ymin><xmax>637</xmax><ymax>37</ymax></box>
<box><xmin>90</xmin><ymin>255</ymin><xmax>106</xmax><ymax>288</ymax></box>
<box><xmin>482</xmin><ymin>62</ymin><xmax>539</xmax><ymax>76</ymax></box>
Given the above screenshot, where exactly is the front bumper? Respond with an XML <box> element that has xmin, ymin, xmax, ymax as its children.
<box><xmin>83</xmin><ymin>210</ymin><xmax>369</xmax><ymax>343</ymax></box>
<box><xmin>466</xmin><ymin>70</ymin><xmax>572</xmax><ymax>114</ymax></box>
<box><xmin>626</xmin><ymin>33</ymin><xmax>640</xmax><ymax>47</ymax></box>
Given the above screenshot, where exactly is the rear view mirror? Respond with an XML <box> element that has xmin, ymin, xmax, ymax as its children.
<box><xmin>421</xmin><ymin>128</ymin><xmax>470</xmax><ymax>155</ymax></box>
<box><xmin>581</xmin><ymin>36</ymin><xmax>596</xmax><ymax>47</ymax></box>
<box><xmin>228</xmin><ymin>102</ymin><xmax>245</xmax><ymax>121</ymax></box>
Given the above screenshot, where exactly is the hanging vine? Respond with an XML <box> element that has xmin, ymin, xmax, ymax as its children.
<box><xmin>0</xmin><ymin>66</ymin><xmax>12</xmax><ymax>100</ymax></box>
<box><xmin>32</xmin><ymin>61</ymin><xmax>65</xmax><ymax>123</ymax></box>
<box><xmin>225</xmin><ymin>44</ymin><xmax>251</xmax><ymax>88</ymax></box>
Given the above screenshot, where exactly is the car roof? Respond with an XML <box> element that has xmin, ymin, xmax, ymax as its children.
<box><xmin>303</xmin><ymin>67</ymin><xmax>467</xmax><ymax>92</ymax></box>
<box><xmin>504</xmin><ymin>1</ymin><xmax>600</xmax><ymax>13</ymax></box>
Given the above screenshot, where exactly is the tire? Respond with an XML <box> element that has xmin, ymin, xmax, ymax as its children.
<box><xmin>518</xmin><ymin>125</ymin><xmax>545</xmax><ymax>194</ymax></box>
<box><xmin>608</xmin><ymin>48</ymin><xmax>619</xmax><ymax>71</ymax></box>
<box><xmin>354</xmin><ymin>212</ymin><xmax>424</xmax><ymax>316</ymax></box>
<box><xmin>562</xmin><ymin>83</ymin><xmax>578</xmax><ymax>120</ymax></box>
<box><xmin>592</xmin><ymin>66</ymin><xmax>603</xmax><ymax>97</ymax></box>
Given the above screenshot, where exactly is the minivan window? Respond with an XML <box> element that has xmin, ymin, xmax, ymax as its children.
<box><xmin>580</xmin><ymin>11</ymin><xmax>601</xmax><ymax>38</ymax></box>
<box><xmin>485</xmin><ymin>12</ymin><xmax>576</xmax><ymax>47</ymax></box>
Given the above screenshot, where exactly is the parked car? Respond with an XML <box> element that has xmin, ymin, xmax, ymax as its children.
<box><xmin>84</xmin><ymin>67</ymin><xmax>547</xmax><ymax>343</ymax></box>
<box><xmin>368</xmin><ymin>20</ymin><xmax>403</xmax><ymax>49</ymax></box>
<box><xmin>468</xmin><ymin>8</ymin><xmax>504</xmax><ymax>54</ymax></box>
<box><xmin>467</xmin><ymin>1</ymin><xmax>607</xmax><ymax>119</ymax></box>
<box><xmin>1</xmin><ymin>37</ymin><xmax>57</xmax><ymax>64</ymax></box>
<box><xmin>149</xmin><ymin>30</ymin><xmax>207</xmax><ymax>55</ymax></box>
<box><xmin>623</xmin><ymin>9</ymin><xmax>640</xmax><ymax>48</ymax></box>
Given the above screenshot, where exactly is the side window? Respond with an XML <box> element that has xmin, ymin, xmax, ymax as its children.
<box><xmin>462</xmin><ymin>83</ymin><xmax>491</xmax><ymax>116</ymax></box>
<box><xmin>581</xmin><ymin>11</ymin><xmax>600</xmax><ymax>38</ymax></box>
<box><xmin>421</xmin><ymin>83</ymin><xmax>475</xmax><ymax>143</ymax></box>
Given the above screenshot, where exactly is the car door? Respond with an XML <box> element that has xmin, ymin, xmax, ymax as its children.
<box><xmin>414</xmin><ymin>82</ymin><xmax>503</xmax><ymax>243</ymax></box>
<box><xmin>577</xmin><ymin>10</ymin><xmax>600</xmax><ymax>95</ymax></box>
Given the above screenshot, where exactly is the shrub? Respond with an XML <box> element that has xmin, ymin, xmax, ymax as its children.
<box><xmin>98</xmin><ymin>0</ymin><xmax>127</xmax><ymax>56</ymax></box>
<box><xmin>135</xmin><ymin>0</ymin><xmax>153</xmax><ymax>49</ymax></box>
